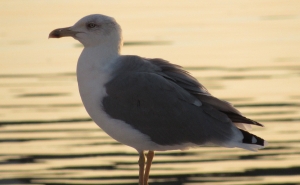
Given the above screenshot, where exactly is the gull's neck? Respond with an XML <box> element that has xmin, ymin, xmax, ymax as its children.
<box><xmin>78</xmin><ymin>42</ymin><xmax>121</xmax><ymax>71</ymax></box>
<box><xmin>76</xmin><ymin>42</ymin><xmax>121</xmax><ymax>102</ymax></box>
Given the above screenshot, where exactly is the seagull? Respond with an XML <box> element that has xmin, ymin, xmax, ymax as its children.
<box><xmin>49</xmin><ymin>14</ymin><xmax>267</xmax><ymax>185</ymax></box>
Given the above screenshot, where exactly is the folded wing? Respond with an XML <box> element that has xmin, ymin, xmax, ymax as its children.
<box><xmin>102</xmin><ymin>56</ymin><xmax>265</xmax><ymax>150</ymax></box>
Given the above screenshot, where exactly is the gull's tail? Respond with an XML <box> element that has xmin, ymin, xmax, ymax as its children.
<box><xmin>221</xmin><ymin>127</ymin><xmax>267</xmax><ymax>151</ymax></box>
<box><xmin>238</xmin><ymin>129</ymin><xmax>267</xmax><ymax>151</ymax></box>
<box><xmin>231</xmin><ymin>129</ymin><xmax>267</xmax><ymax>151</ymax></box>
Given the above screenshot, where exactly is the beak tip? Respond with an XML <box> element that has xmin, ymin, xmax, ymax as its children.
<box><xmin>49</xmin><ymin>27</ymin><xmax>74</xmax><ymax>39</ymax></box>
<box><xmin>48</xmin><ymin>31</ymin><xmax>61</xmax><ymax>39</ymax></box>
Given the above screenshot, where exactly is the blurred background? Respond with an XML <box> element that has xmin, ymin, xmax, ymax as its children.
<box><xmin>1</xmin><ymin>0</ymin><xmax>300</xmax><ymax>184</ymax></box>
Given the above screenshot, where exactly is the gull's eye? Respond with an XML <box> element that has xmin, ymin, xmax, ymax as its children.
<box><xmin>87</xmin><ymin>22</ymin><xmax>96</xmax><ymax>29</ymax></box>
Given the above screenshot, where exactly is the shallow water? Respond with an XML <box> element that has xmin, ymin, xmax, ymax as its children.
<box><xmin>0</xmin><ymin>1</ymin><xmax>300</xmax><ymax>185</ymax></box>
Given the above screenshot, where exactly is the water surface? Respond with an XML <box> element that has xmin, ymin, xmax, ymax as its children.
<box><xmin>0</xmin><ymin>1</ymin><xmax>300</xmax><ymax>184</ymax></box>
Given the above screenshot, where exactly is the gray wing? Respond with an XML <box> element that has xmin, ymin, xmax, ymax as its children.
<box><xmin>149</xmin><ymin>58</ymin><xmax>263</xmax><ymax>127</ymax></box>
<box><xmin>102</xmin><ymin>56</ymin><xmax>238</xmax><ymax>146</ymax></box>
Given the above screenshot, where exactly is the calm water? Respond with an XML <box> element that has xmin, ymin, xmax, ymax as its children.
<box><xmin>1</xmin><ymin>1</ymin><xmax>300</xmax><ymax>185</ymax></box>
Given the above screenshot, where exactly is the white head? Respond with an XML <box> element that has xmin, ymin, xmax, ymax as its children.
<box><xmin>49</xmin><ymin>14</ymin><xmax>123</xmax><ymax>50</ymax></box>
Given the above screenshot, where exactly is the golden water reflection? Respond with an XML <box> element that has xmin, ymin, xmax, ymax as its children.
<box><xmin>0</xmin><ymin>1</ymin><xmax>300</xmax><ymax>184</ymax></box>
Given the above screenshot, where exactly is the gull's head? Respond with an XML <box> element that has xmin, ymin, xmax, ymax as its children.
<box><xmin>49</xmin><ymin>14</ymin><xmax>122</xmax><ymax>48</ymax></box>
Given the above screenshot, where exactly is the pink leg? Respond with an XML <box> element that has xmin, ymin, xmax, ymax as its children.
<box><xmin>144</xmin><ymin>150</ymin><xmax>155</xmax><ymax>185</ymax></box>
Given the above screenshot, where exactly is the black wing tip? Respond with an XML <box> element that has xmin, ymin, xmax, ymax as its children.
<box><xmin>239</xmin><ymin>129</ymin><xmax>265</xmax><ymax>146</ymax></box>
<box><xmin>252</xmin><ymin>120</ymin><xmax>264</xmax><ymax>127</ymax></box>
<box><xmin>221</xmin><ymin>111</ymin><xmax>264</xmax><ymax>127</ymax></box>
